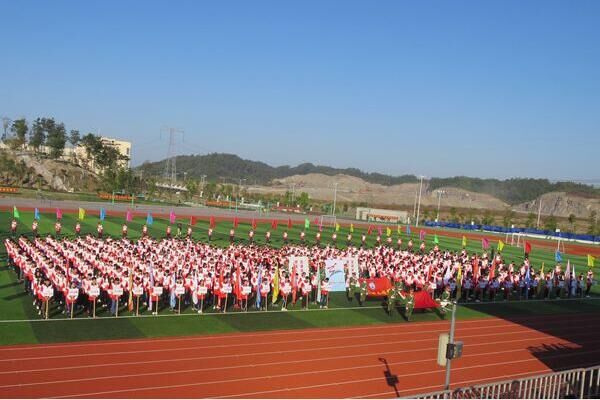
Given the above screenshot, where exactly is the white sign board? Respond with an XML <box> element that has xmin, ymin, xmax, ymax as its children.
<box><xmin>221</xmin><ymin>286</ymin><xmax>232</xmax><ymax>294</ymax></box>
<box><xmin>89</xmin><ymin>287</ymin><xmax>100</xmax><ymax>297</ymax></box>
<box><xmin>42</xmin><ymin>287</ymin><xmax>54</xmax><ymax>298</ymax></box>
<box><xmin>197</xmin><ymin>287</ymin><xmax>208</xmax><ymax>295</ymax></box>
<box><xmin>175</xmin><ymin>286</ymin><xmax>186</xmax><ymax>296</ymax></box>
<box><xmin>68</xmin><ymin>288</ymin><xmax>79</xmax><ymax>298</ymax></box>
<box><xmin>133</xmin><ymin>287</ymin><xmax>143</xmax><ymax>296</ymax></box>
<box><xmin>153</xmin><ymin>286</ymin><xmax>163</xmax><ymax>296</ymax></box>
<box><xmin>112</xmin><ymin>287</ymin><xmax>123</xmax><ymax>296</ymax></box>
<box><xmin>242</xmin><ymin>286</ymin><xmax>252</xmax><ymax>295</ymax></box>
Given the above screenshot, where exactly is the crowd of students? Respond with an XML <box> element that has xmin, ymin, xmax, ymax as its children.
<box><xmin>4</xmin><ymin>228</ymin><xmax>595</xmax><ymax>319</ymax></box>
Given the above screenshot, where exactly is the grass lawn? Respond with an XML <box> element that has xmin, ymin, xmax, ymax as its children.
<box><xmin>0</xmin><ymin>210</ymin><xmax>598</xmax><ymax>346</ymax></box>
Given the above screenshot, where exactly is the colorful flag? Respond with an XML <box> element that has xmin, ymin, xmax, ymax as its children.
<box><xmin>378</xmin><ymin>226</ymin><xmax>383</xmax><ymax>236</ymax></box>
<box><xmin>482</xmin><ymin>237</ymin><xmax>489</xmax><ymax>249</ymax></box>
<box><xmin>335</xmin><ymin>223</ymin><xmax>340</xmax><ymax>232</ymax></box>
<box><xmin>525</xmin><ymin>241</ymin><xmax>532</xmax><ymax>254</ymax></box>
<box><xmin>78</xmin><ymin>208</ymin><xmax>85</xmax><ymax>221</ymax></box>
<box><xmin>397</xmin><ymin>225</ymin><xmax>401</xmax><ymax>234</ymax></box>
<box><xmin>456</xmin><ymin>267</ymin><xmax>463</xmax><ymax>300</ymax></box>
<box><xmin>125</xmin><ymin>210</ymin><xmax>132</xmax><ymax>222</ymax></box>
<box><xmin>233</xmin><ymin>217</ymin><xmax>239</xmax><ymax>228</ymax></box>
<box><xmin>34</xmin><ymin>208</ymin><xmax>40</xmax><ymax>220</ymax></box>
<box><xmin>434</xmin><ymin>234</ymin><xmax>439</xmax><ymax>245</ymax></box>
<box><xmin>146</xmin><ymin>212</ymin><xmax>153</xmax><ymax>225</ymax></box>
<box><xmin>540</xmin><ymin>262</ymin><xmax>545</xmax><ymax>276</ymax></box>
<box><xmin>555</xmin><ymin>250</ymin><xmax>562</xmax><ymax>263</ymax></box>
<box><xmin>304</xmin><ymin>218</ymin><xmax>310</xmax><ymax>229</ymax></box>
<box><xmin>209</xmin><ymin>216</ymin><xmax>216</xmax><ymax>229</ymax></box>
<box><xmin>287</xmin><ymin>218</ymin><xmax>292</xmax><ymax>229</ymax></box>
<box><xmin>497</xmin><ymin>240</ymin><xmax>505</xmax><ymax>252</ymax></box>
<box><xmin>419</xmin><ymin>229</ymin><xmax>425</xmax><ymax>241</ymax></box>
<box><xmin>406</xmin><ymin>225</ymin><xmax>411</xmax><ymax>236</ymax></box>
<box><xmin>350</xmin><ymin>223</ymin><xmax>354</xmax><ymax>233</ymax></box>
<box><xmin>251</xmin><ymin>218</ymin><xmax>257</xmax><ymax>230</ymax></box>
<box><xmin>127</xmin><ymin>272</ymin><xmax>134</xmax><ymax>311</ymax></box>
<box><xmin>56</xmin><ymin>208</ymin><xmax>63</xmax><ymax>220</ymax></box>
<box><xmin>462</xmin><ymin>236</ymin><xmax>467</xmax><ymax>247</ymax></box>
<box><xmin>565</xmin><ymin>260</ymin><xmax>571</xmax><ymax>283</ymax></box>
<box><xmin>386</xmin><ymin>227</ymin><xmax>392</xmax><ymax>237</ymax></box>
<box><xmin>367</xmin><ymin>225</ymin><xmax>373</xmax><ymax>235</ymax></box>
<box><xmin>99</xmin><ymin>208</ymin><xmax>106</xmax><ymax>221</ymax></box>
<box><xmin>291</xmin><ymin>262</ymin><xmax>297</xmax><ymax>304</ymax></box>
<box><xmin>12</xmin><ymin>206</ymin><xmax>20</xmax><ymax>219</ymax></box>
<box><xmin>588</xmin><ymin>255</ymin><xmax>595</xmax><ymax>267</ymax></box>
<box><xmin>271</xmin><ymin>219</ymin><xmax>278</xmax><ymax>230</ymax></box>
<box><xmin>255</xmin><ymin>266</ymin><xmax>263</xmax><ymax>309</ymax></box>
<box><xmin>169</xmin><ymin>210</ymin><xmax>176</xmax><ymax>224</ymax></box>
<box><xmin>189</xmin><ymin>215</ymin><xmax>197</xmax><ymax>226</ymax></box>
<box><xmin>272</xmin><ymin>264</ymin><xmax>279</xmax><ymax>304</ymax></box>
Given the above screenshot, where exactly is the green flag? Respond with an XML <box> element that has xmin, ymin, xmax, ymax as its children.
<box><xmin>434</xmin><ymin>234</ymin><xmax>439</xmax><ymax>244</ymax></box>
<box><xmin>13</xmin><ymin>206</ymin><xmax>20</xmax><ymax>219</ymax></box>
<box><xmin>304</xmin><ymin>218</ymin><xmax>310</xmax><ymax>229</ymax></box>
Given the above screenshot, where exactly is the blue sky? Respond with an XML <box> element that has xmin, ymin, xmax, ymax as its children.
<box><xmin>1</xmin><ymin>1</ymin><xmax>599</xmax><ymax>180</ymax></box>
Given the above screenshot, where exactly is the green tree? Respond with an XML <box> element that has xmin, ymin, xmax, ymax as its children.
<box><xmin>589</xmin><ymin>210</ymin><xmax>598</xmax><ymax>235</ymax></box>
<box><xmin>69</xmin><ymin>130</ymin><xmax>81</xmax><ymax>147</ymax></box>
<box><xmin>46</xmin><ymin>122</ymin><xmax>67</xmax><ymax>159</ymax></box>
<box><xmin>481</xmin><ymin>210</ymin><xmax>494</xmax><ymax>225</ymax></box>
<box><xmin>185</xmin><ymin>179</ymin><xmax>199</xmax><ymax>200</ymax></box>
<box><xmin>525</xmin><ymin>212</ymin><xmax>536</xmax><ymax>228</ymax></box>
<box><xmin>449</xmin><ymin>207</ymin><xmax>458</xmax><ymax>222</ymax></box>
<box><xmin>567</xmin><ymin>213</ymin><xmax>576</xmax><ymax>232</ymax></box>
<box><xmin>29</xmin><ymin>118</ymin><xmax>46</xmax><ymax>152</ymax></box>
<box><xmin>10</xmin><ymin>119</ymin><xmax>28</xmax><ymax>149</ymax></box>
<box><xmin>298</xmin><ymin>192</ymin><xmax>310</xmax><ymax>209</ymax></box>
<box><xmin>502</xmin><ymin>209</ymin><xmax>516</xmax><ymax>227</ymax></box>
<box><xmin>544</xmin><ymin>215</ymin><xmax>558</xmax><ymax>232</ymax></box>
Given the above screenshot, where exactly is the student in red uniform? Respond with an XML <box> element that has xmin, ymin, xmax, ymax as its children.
<box><xmin>142</xmin><ymin>224</ymin><xmax>148</xmax><ymax>238</ymax></box>
<box><xmin>282</xmin><ymin>231</ymin><xmax>289</xmax><ymax>245</ymax></box>
<box><xmin>280</xmin><ymin>278</ymin><xmax>291</xmax><ymax>310</ymax></box>
<box><xmin>75</xmin><ymin>221</ymin><xmax>81</xmax><ymax>236</ymax></box>
<box><xmin>248</xmin><ymin>229</ymin><xmax>255</xmax><ymax>244</ymax></box>
<box><xmin>10</xmin><ymin>219</ymin><xmax>17</xmax><ymax>237</ymax></box>
<box><xmin>165</xmin><ymin>225</ymin><xmax>171</xmax><ymax>239</ymax></box>
<box><xmin>229</xmin><ymin>229</ymin><xmax>235</xmax><ymax>243</ymax></box>
<box><xmin>300</xmin><ymin>230</ymin><xmax>305</xmax><ymax>245</ymax></box>
<box><xmin>55</xmin><ymin>220</ymin><xmax>62</xmax><ymax>237</ymax></box>
<box><xmin>301</xmin><ymin>278</ymin><xmax>312</xmax><ymax>310</ymax></box>
<box><xmin>97</xmin><ymin>222</ymin><xmax>103</xmax><ymax>238</ymax></box>
<box><xmin>122</xmin><ymin>223</ymin><xmax>128</xmax><ymax>239</ymax></box>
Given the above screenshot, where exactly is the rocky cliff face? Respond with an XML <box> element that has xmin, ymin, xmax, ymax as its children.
<box><xmin>515</xmin><ymin>192</ymin><xmax>599</xmax><ymax>218</ymax></box>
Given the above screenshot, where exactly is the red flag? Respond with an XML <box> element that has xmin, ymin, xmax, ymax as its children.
<box><xmin>209</xmin><ymin>216</ymin><xmax>216</xmax><ymax>229</ymax></box>
<box><xmin>482</xmin><ymin>237</ymin><xmax>489</xmax><ymax>249</ymax></box>
<box><xmin>271</xmin><ymin>219</ymin><xmax>278</xmax><ymax>230</ymax></box>
<box><xmin>233</xmin><ymin>217</ymin><xmax>239</xmax><ymax>228</ymax></box>
<box><xmin>367</xmin><ymin>225</ymin><xmax>373</xmax><ymax>235</ymax></box>
<box><xmin>490</xmin><ymin>258</ymin><xmax>496</xmax><ymax>279</ymax></box>
<box><xmin>291</xmin><ymin>263</ymin><xmax>297</xmax><ymax>303</ymax></box>
<box><xmin>125</xmin><ymin>210</ymin><xmax>132</xmax><ymax>222</ymax></box>
<box><xmin>362</xmin><ymin>277</ymin><xmax>392</xmax><ymax>296</ymax></box>
<box><xmin>287</xmin><ymin>218</ymin><xmax>292</xmax><ymax>229</ymax></box>
<box><xmin>189</xmin><ymin>216</ymin><xmax>197</xmax><ymax>226</ymax></box>
<box><xmin>377</xmin><ymin>226</ymin><xmax>383</xmax><ymax>236</ymax></box>
<box><xmin>419</xmin><ymin>229</ymin><xmax>425</xmax><ymax>241</ymax></box>
<box><xmin>408</xmin><ymin>291</ymin><xmax>439</xmax><ymax>309</ymax></box>
<box><xmin>251</xmin><ymin>218</ymin><xmax>257</xmax><ymax>230</ymax></box>
<box><xmin>56</xmin><ymin>208</ymin><xmax>63</xmax><ymax>220</ymax></box>
<box><xmin>472</xmin><ymin>257</ymin><xmax>479</xmax><ymax>279</ymax></box>
<box><xmin>525</xmin><ymin>241</ymin><xmax>532</xmax><ymax>254</ymax></box>
<box><xmin>235</xmin><ymin>262</ymin><xmax>241</xmax><ymax>297</ymax></box>
<box><xmin>313</xmin><ymin>217</ymin><xmax>319</xmax><ymax>225</ymax></box>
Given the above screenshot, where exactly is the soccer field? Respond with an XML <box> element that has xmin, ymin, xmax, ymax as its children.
<box><xmin>0</xmin><ymin>208</ymin><xmax>599</xmax><ymax>347</ymax></box>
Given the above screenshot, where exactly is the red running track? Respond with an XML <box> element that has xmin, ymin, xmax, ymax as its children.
<box><xmin>1</xmin><ymin>313</ymin><xmax>600</xmax><ymax>398</ymax></box>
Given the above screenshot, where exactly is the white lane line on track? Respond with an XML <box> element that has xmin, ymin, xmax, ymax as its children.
<box><xmin>49</xmin><ymin>350</ymin><xmax>600</xmax><ymax>399</ymax></box>
<box><xmin>3</xmin><ymin>318</ymin><xmax>600</xmax><ymax>363</ymax></box>
<box><xmin>2</xmin><ymin>330</ymin><xmax>597</xmax><ymax>376</ymax></box>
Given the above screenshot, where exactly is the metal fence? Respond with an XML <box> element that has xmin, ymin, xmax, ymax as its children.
<box><xmin>412</xmin><ymin>365</ymin><xmax>600</xmax><ymax>399</ymax></box>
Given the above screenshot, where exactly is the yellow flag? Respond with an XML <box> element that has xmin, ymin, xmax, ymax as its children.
<box><xmin>335</xmin><ymin>223</ymin><xmax>340</xmax><ymax>232</ymax></box>
<box><xmin>498</xmin><ymin>240</ymin><xmax>505</xmax><ymax>252</ymax></box>
<box><xmin>350</xmin><ymin>223</ymin><xmax>354</xmax><ymax>233</ymax></box>
<box><xmin>386</xmin><ymin>227</ymin><xmax>392</xmax><ymax>237</ymax></box>
<box><xmin>397</xmin><ymin>225</ymin><xmax>401</xmax><ymax>234</ymax></box>
<box><xmin>272</xmin><ymin>264</ymin><xmax>279</xmax><ymax>304</ymax></box>
<box><xmin>540</xmin><ymin>262</ymin><xmax>544</xmax><ymax>276</ymax></box>
<box><xmin>462</xmin><ymin>236</ymin><xmax>467</xmax><ymax>247</ymax></box>
<box><xmin>78</xmin><ymin>208</ymin><xmax>85</xmax><ymax>221</ymax></box>
<box><xmin>589</xmin><ymin>255</ymin><xmax>596</xmax><ymax>267</ymax></box>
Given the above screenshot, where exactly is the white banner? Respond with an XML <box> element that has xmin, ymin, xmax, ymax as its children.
<box><xmin>324</xmin><ymin>259</ymin><xmax>346</xmax><ymax>292</ymax></box>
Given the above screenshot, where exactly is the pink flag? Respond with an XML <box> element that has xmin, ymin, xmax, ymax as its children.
<box><xmin>377</xmin><ymin>226</ymin><xmax>382</xmax><ymax>236</ymax></box>
<box><xmin>482</xmin><ymin>237</ymin><xmax>489</xmax><ymax>249</ymax></box>
<box><xmin>56</xmin><ymin>208</ymin><xmax>62</xmax><ymax>220</ymax></box>
<box><xmin>126</xmin><ymin>210</ymin><xmax>132</xmax><ymax>222</ymax></box>
<box><xmin>169</xmin><ymin>210</ymin><xmax>176</xmax><ymax>224</ymax></box>
<box><xmin>419</xmin><ymin>229</ymin><xmax>425</xmax><ymax>241</ymax></box>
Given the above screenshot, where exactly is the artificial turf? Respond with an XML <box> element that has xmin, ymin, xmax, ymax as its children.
<box><xmin>0</xmin><ymin>210</ymin><xmax>598</xmax><ymax>346</ymax></box>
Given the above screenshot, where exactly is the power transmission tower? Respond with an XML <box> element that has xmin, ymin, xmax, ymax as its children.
<box><xmin>162</xmin><ymin>127</ymin><xmax>184</xmax><ymax>188</ymax></box>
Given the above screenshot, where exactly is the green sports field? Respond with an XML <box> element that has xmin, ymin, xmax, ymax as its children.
<box><xmin>0</xmin><ymin>209</ymin><xmax>598</xmax><ymax>346</ymax></box>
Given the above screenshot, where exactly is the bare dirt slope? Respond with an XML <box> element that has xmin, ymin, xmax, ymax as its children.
<box><xmin>248</xmin><ymin>173</ymin><xmax>509</xmax><ymax>210</ymax></box>
<box><xmin>515</xmin><ymin>191</ymin><xmax>600</xmax><ymax>219</ymax></box>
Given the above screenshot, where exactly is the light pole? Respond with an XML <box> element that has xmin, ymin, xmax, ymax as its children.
<box><xmin>332</xmin><ymin>182</ymin><xmax>338</xmax><ymax>217</ymax></box>
<box><xmin>415</xmin><ymin>175</ymin><xmax>425</xmax><ymax>227</ymax></box>
<box><xmin>536</xmin><ymin>198</ymin><xmax>543</xmax><ymax>228</ymax></box>
<box><xmin>444</xmin><ymin>301</ymin><xmax>458</xmax><ymax>390</ymax></box>
<box><xmin>436</xmin><ymin>190</ymin><xmax>446</xmax><ymax>222</ymax></box>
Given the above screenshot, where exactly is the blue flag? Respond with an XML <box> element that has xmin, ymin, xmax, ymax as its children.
<box><xmin>100</xmin><ymin>208</ymin><xmax>106</xmax><ymax>221</ymax></box>
<box><xmin>255</xmin><ymin>266</ymin><xmax>262</xmax><ymax>309</ymax></box>
<box><xmin>406</xmin><ymin>225</ymin><xmax>411</xmax><ymax>235</ymax></box>
<box><xmin>555</xmin><ymin>250</ymin><xmax>562</xmax><ymax>263</ymax></box>
<box><xmin>34</xmin><ymin>208</ymin><xmax>40</xmax><ymax>220</ymax></box>
<box><xmin>146</xmin><ymin>212</ymin><xmax>153</xmax><ymax>225</ymax></box>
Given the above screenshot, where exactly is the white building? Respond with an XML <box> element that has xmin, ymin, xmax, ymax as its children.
<box><xmin>355</xmin><ymin>207</ymin><xmax>409</xmax><ymax>224</ymax></box>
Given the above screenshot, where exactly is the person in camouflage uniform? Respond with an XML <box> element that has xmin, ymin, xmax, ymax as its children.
<box><xmin>387</xmin><ymin>285</ymin><xmax>399</xmax><ymax>316</ymax></box>
<box><xmin>359</xmin><ymin>279</ymin><xmax>368</xmax><ymax>306</ymax></box>
<box><xmin>404</xmin><ymin>288</ymin><xmax>415</xmax><ymax>321</ymax></box>
<box><xmin>439</xmin><ymin>286</ymin><xmax>452</xmax><ymax>319</ymax></box>
<box><xmin>347</xmin><ymin>273</ymin><xmax>358</xmax><ymax>302</ymax></box>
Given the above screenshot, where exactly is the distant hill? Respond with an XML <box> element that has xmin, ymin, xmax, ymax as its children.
<box><xmin>136</xmin><ymin>153</ymin><xmax>600</xmax><ymax>205</ymax></box>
